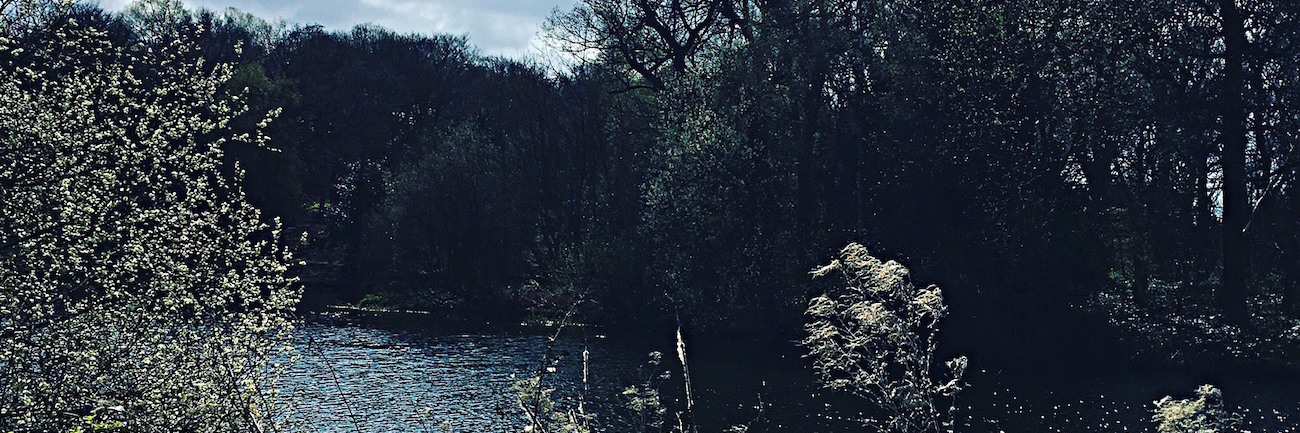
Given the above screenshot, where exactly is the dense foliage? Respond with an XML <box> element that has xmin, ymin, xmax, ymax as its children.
<box><xmin>0</xmin><ymin>1</ymin><xmax>297</xmax><ymax>431</ymax></box>
<box><xmin>4</xmin><ymin>0</ymin><xmax>1298</xmax><ymax>428</ymax></box>
<box><xmin>81</xmin><ymin>0</ymin><xmax>1293</xmax><ymax>367</ymax></box>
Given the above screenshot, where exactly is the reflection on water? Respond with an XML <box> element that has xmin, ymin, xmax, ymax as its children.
<box><xmin>279</xmin><ymin>314</ymin><xmax>638</xmax><ymax>432</ymax></box>
<box><xmin>279</xmin><ymin>313</ymin><xmax>1299</xmax><ymax>433</ymax></box>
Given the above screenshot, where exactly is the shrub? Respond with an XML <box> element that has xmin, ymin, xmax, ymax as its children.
<box><xmin>356</xmin><ymin>293</ymin><xmax>390</xmax><ymax>310</ymax></box>
<box><xmin>1152</xmin><ymin>385</ymin><xmax>1241</xmax><ymax>433</ymax></box>
<box><xmin>621</xmin><ymin>351</ymin><xmax>670</xmax><ymax>433</ymax></box>
<box><xmin>514</xmin><ymin>376</ymin><xmax>591</xmax><ymax>433</ymax></box>
<box><xmin>1</xmin><ymin>4</ymin><xmax>298</xmax><ymax>431</ymax></box>
<box><xmin>803</xmin><ymin>243</ymin><xmax>967</xmax><ymax>433</ymax></box>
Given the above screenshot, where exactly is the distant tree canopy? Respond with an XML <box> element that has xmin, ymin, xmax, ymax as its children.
<box><xmin>11</xmin><ymin>0</ymin><xmax>1294</xmax><ymax>369</ymax></box>
<box><xmin>0</xmin><ymin>0</ymin><xmax>297</xmax><ymax>431</ymax></box>
<box><xmin>542</xmin><ymin>0</ymin><xmax>1300</xmax><ymax>341</ymax></box>
<box><xmin>142</xmin><ymin>0</ymin><xmax>1296</xmax><ymax>348</ymax></box>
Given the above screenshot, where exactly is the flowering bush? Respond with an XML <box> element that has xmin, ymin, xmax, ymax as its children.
<box><xmin>1153</xmin><ymin>385</ymin><xmax>1241</xmax><ymax>433</ymax></box>
<box><xmin>804</xmin><ymin>243</ymin><xmax>967</xmax><ymax>432</ymax></box>
<box><xmin>1</xmin><ymin>3</ymin><xmax>298</xmax><ymax>431</ymax></box>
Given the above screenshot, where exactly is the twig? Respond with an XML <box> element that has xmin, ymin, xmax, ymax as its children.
<box><xmin>305</xmin><ymin>330</ymin><xmax>365</xmax><ymax>433</ymax></box>
<box><xmin>674</xmin><ymin>308</ymin><xmax>696</xmax><ymax>433</ymax></box>
<box><xmin>526</xmin><ymin>299</ymin><xmax>584</xmax><ymax>433</ymax></box>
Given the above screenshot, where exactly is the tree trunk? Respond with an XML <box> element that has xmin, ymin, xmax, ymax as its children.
<box><xmin>1133</xmin><ymin>254</ymin><xmax>1150</xmax><ymax>307</ymax></box>
<box><xmin>1218</xmin><ymin>0</ymin><xmax>1250</xmax><ymax>325</ymax></box>
<box><xmin>794</xmin><ymin>36</ymin><xmax>827</xmax><ymax>233</ymax></box>
<box><xmin>1132</xmin><ymin>202</ymin><xmax>1151</xmax><ymax>307</ymax></box>
<box><xmin>1286</xmin><ymin>263</ymin><xmax>1300</xmax><ymax>316</ymax></box>
<box><xmin>1131</xmin><ymin>133</ymin><xmax>1150</xmax><ymax>306</ymax></box>
<box><xmin>1175</xmin><ymin>140</ymin><xmax>1214</xmax><ymax>296</ymax></box>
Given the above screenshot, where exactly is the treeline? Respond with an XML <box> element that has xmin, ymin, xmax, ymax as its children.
<box><xmin>96</xmin><ymin>1</ymin><xmax>1300</xmax><ymax>349</ymax></box>
<box><xmin>91</xmin><ymin>1</ymin><xmax>638</xmax><ymax>319</ymax></box>
<box><xmin>78</xmin><ymin>1</ymin><xmax>655</xmax><ymax>325</ymax></box>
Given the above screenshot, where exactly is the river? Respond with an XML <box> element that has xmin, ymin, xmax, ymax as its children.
<box><xmin>277</xmin><ymin>311</ymin><xmax>1299</xmax><ymax>432</ymax></box>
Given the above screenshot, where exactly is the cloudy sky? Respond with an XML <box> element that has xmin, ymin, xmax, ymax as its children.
<box><xmin>94</xmin><ymin>0</ymin><xmax>580</xmax><ymax>58</ymax></box>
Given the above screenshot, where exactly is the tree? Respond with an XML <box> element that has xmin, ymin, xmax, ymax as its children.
<box><xmin>0</xmin><ymin>0</ymin><xmax>69</xmax><ymax>37</ymax></box>
<box><xmin>1217</xmin><ymin>0</ymin><xmax>1250</xmax><ymax>324</ymax></box>
<box><xmin>545</xmin><ymin>0</ymin><xmax>745</xmax><ymax>91</ymax></box>
<box><xmin>0</xmin><ymin>6</ymin><xmax>297</xmax><ymax>431</ymax></box>
<box><xmin>1170</xmin><ymin>0</ymin><xmax>1300</xmax><ymax>324</ymax></box>
<box><xmin>121</xmin><ymin>0</ymin><xmax>189</xmax><ymax>45</ymax></box>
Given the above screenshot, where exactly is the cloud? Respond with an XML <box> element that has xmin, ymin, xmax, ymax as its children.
<box><xmin>93</xmin><ymin>0</ymin><xmax>579</xmax><ymax>58</ymax></box>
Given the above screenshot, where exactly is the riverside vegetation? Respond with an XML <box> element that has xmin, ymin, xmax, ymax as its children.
<box><xmin>1</xmin><ymin>1</ymin><xmax>298</xmax><ymax>431</ymax></box>
<box><xmin>2</xmin><ymin>0</ymin><xmax>1298</xmax><ymax>432</ymax></box>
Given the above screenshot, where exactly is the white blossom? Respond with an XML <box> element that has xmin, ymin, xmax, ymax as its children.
<box><xmin>1</xmin><ymin>7</ymin><xmax>299</xmax><ymax>432</ymax></box>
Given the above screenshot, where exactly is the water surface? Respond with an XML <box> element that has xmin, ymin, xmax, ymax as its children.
<box><xmin>280</xmin><ymin>312</ymin><xmax>1299</xmax><ymax>432</ymax></box>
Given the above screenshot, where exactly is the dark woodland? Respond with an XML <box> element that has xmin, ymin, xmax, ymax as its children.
<box><xmin>2</xmin><ymin>0</ymin><xmax>1299</xmax><ymax>431</ymax></box>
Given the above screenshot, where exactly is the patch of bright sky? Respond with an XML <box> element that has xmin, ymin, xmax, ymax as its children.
<box><xmin>94</xmin><ymin>0</ymin><xmax>581</xmax><ymax>59</ymax></box>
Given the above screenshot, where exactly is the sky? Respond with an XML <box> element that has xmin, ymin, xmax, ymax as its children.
<box><xmin>94</xmin><ymin>0</ymin><xmax>581</xmax><ymax>58</ymax></box>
